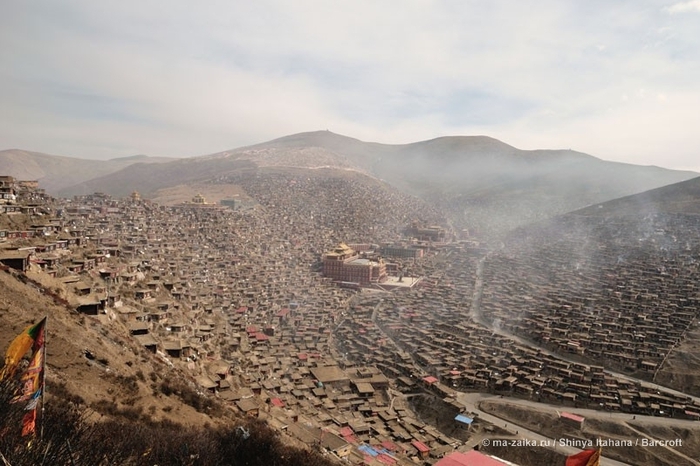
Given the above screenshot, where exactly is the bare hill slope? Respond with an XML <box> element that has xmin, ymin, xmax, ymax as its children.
<box><xmin>56</xmin><ymin>131</ymin><xmax>697</xmax><ymax>239</ymax></box>
<box><xmin>0</xmin><ymin>149</ymin><xmax>175</xmax><ymax>193</ymax></box>
<box><xmin>0</xmin><ymin>266</ymin><xmax>216</xmax><ymax>428</ymax></box>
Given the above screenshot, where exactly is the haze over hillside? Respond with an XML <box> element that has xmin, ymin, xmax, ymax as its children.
<box><xmin>38</xmin><ymin>131</ymin><xmax>695</xmax><ymax>239</ymax></box>
<box><xmin>481</xmin><ymin>176</ymin><xmax>700</xmax><ymax>396</ymax></box>
<box><xmin>2</xmin><ymin>131</ymin><xmax>697</xmax><ymax>239</ymax></box>
<box><xmin>572</xmin><ymin>175</ymin><xmax>700</xmax><ymax>217</ymax></box>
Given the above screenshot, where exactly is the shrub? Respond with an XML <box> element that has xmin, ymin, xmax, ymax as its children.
<box><xmin>0</xmin><ymin>378</ymin><xmax>337</xmax><ymax>466</ymax></box>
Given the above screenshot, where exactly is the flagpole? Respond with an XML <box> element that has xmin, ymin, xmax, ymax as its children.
<box><xmin>39</xmin><ymin>315</ymin><xmax>47</xmax><ymax>441</ymax></box>
<box><xmin>0</xmin><ymin>450</ymin><xmax>12</xmax><ymax>466</ymax></box>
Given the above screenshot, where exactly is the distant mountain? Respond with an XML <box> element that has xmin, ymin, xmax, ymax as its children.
<box><xmin>55</xmin><ymin>131</ymin><xmax>696</xmax><ymax>238</ymax></box>
<box><xmin>182</xmin><ymin>132</ymin><xmax>699</xmax><ymax>225</ymax></box>
<box><xmin>505</xmin><ymin>175</ymin><xmax>700</xmax><ymax>249</ymax></box>
<box><xmin>0</xmin><ymin>149</ymin><xmax>176</xmax><ymax>193</ymax></box>
<box><xmin>58</xmin><ymin>158</ymin><xmax>256</xmax><ymax>200</ymax></box>
<box><xmin>8</xmin><ymin>131</ymin><xmax>697</xmax><ymax>239</ymax></box>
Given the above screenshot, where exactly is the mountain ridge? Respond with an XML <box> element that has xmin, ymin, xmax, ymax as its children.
<box><xmin>0</xmin><ymin>149</ymin><xmax>176</xmax><ymax>193</ymax></box>
<box><xmin>3</xmin><ymin>131</ymin><xmax>697</xmax><ymax>239</ymax></box>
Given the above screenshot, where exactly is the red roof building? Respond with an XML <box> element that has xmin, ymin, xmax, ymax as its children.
<box><xmin>411</xmin><ymin>440</ymin><xmax>430</xmax><ymax>458</ymax></box>
<box><xmin>560</xmin><ymin>412</ymin><xmax>585</xmax><ymax>424</ymax></box>
<box><xmin>423</xmin><ymin>376</ymin><xmax>439</xmax><ymax>385</ymax></box>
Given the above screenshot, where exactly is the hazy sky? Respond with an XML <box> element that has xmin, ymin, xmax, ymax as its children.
<box><xmin>1</xmin><ymin>1</ymin><xmax>699</xmax><ymax>171</ymax></box>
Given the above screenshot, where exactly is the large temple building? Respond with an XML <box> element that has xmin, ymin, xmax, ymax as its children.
<box><xmin>322</xmin><ymin>243</ymin><xmax>387</xmax><ymax>285</ymax></box>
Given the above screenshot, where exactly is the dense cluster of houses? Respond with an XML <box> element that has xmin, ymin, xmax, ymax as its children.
<box><xmin>479</xmin><ymin>214</ymin><xmax>700</xmax><ymax>382</ymax></box>
<box><xmin>3</xmin><ymin>170</ymin><xmax>699</xmax><ymax>465</ymax></box>
<box><xmin>2</xmin><ymin>173</ymin><xmax>474</xmax><ymax>464</ymax></box>
<box><xmin>335</xmin><ymin>240</ymin><xmax>700</xmax><ymax>421</ymax></box>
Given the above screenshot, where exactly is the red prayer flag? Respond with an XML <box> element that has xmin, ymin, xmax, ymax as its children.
<box><xmin>21</xmin><ymin>409</ymin><xmax>37</xmax><ymax>437</ymax></box>
<box><xmin>566</xmin><ymin>448</ymin><xmax>601</xmax><ymax>466</ymax></box>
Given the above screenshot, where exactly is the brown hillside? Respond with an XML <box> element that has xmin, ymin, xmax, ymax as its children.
<box><xmin>0</xmin><ymin>149</ymin><xmax>175</xmax><ymax>193</ymax></box>
<box><xmin>0</xmin><ymin>266</ymin><xmax>218</xmax><ymax>427</ymax></box>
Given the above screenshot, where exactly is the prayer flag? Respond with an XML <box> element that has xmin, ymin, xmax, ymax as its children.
<box><xmin>1</xmin><ymin>318</ymin><xmax>46</xmax><ymax>379</ymax></box>
<box><xmin>566</xmin><ymin>448</ymin><xmax>601</xmax><ymax>466</ymax></box>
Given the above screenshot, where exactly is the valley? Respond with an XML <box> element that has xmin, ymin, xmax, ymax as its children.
<box><xmin>2</xmin><ymin>134</ymin><xmax>700</xmax><ymax>466</ymax></box>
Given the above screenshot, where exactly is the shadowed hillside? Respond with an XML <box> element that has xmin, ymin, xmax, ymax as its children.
<box><xmin>0</xmin><ymin>380</ymin><xmax>334</xmax><ymax>466</ymax></box>
<box><xmin>0</xmin><ymin>264</ymin><xmax>335</xmax><ymax>466</ymax></box>
<box><xmin>0</xmin><ymin>265</ymin><xmax>220</xmax><ymax>428</ymax></box>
